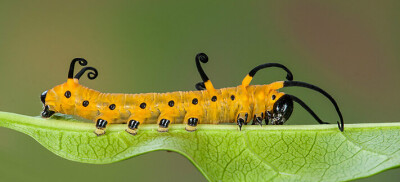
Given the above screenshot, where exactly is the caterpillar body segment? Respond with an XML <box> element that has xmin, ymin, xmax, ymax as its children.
<box><xmin>40</xmin><ymin>54</ymin><xmax>344</xmax><ymax>136</ymax></box>
<box><xmin>194</xmin><ymin>53</ymin><xmax>295</xmax><ymax>128</ymax></box>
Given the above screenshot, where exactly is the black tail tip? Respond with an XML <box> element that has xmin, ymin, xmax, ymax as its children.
<box><xmin>196</xmin><ymin>53</ymin><xmax>208</xmax><ymax>63</ymax></box>
<box><xmin>337</xmin><ymin>121</ymin><xmax>344</xmax><ymax>132</ymax></box>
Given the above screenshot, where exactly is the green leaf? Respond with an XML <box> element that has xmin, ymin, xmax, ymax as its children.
<box><xmin>0</xmin><ymin>111</ymin><xmax>399</xmax><ymax>181</ymax></box>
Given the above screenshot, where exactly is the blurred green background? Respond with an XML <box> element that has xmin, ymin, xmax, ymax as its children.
<box><xmin>0</xmin><ymin>0</ymin><xmax>399</xmax><ymax>181</ymax></box>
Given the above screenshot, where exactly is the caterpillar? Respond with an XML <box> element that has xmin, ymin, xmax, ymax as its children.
<box><xmin>40</xmin><ymin>53</ymin><xmax>344</xmax><ymax>136</ymax></box>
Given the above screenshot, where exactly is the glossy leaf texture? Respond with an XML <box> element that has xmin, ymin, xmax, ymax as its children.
<box><xmin>0</xmin><ymin>111</ymin><xmax>399</xmax><ymax>181</ymax></box>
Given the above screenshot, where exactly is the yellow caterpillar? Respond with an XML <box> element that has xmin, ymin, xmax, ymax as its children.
<box><xmin>40</xmin><ymin>53</ymin><xmax>344</xmax><ymax>136</ymax></box>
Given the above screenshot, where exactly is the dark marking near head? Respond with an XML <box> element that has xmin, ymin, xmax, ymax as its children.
<box><xmin>168</xmin><ymin>100</ymin><xmax>174</xmax><ymax>107</ymax></box>
<box><xmin>192</xmin><ymin>98</ymin><xmax>198</xmax><ymax>105</ymax></box>
<box><xmin>270</xmin><ymin>95</ymin><xmax>293</xmax><ymax>125</ymax></box>
<box><xmin>109</xmin><ymin>104</ymin><xmax>116</xmax><ymax>110</ymax></box>
<box><xmin>41</xmin><ymin>90</ymin><xmax>48</xmax><ymax>104</ymax></box>
<box><xmin>41</xmin><ymin>105</ymin><xmax>55</xmax><ymax>118</ymax></box>
<box><xmin>272</xmin><ymin>95</ymin><xmax>276</xmax><ymax>100</ymax></box>
<box><xmin>211</xmin><ymin>96</ymin><xmax>217</xmax><ymax>102</ymax></box>
<box><xmin>65</xmin><ymin>91</ymin><xmax>71</xmax><ymax>98</ymax></box>
<box><xmin>140</xmin><ymin>102</ymin><xmax>146</xmax><ymax>109</ymax></box>
<box><xmin>230</xmin><ymin>95</ymin><xmax>235</xmax><ymax>101</ymax></box>
<box><xmin>83</xmin><ymin>100</ymin><xmax>89</xmax><ymax>107</ymax></box>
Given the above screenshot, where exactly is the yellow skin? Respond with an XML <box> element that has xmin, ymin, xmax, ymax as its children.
<box><xmin>43</xmin><ymin>77</ymin><xmax>286</xmax><ymax>136</ymax></box>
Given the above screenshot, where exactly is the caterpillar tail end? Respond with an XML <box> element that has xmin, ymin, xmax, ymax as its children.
<box><xmin>338</xmin><ymin>121</ymin><xmax>344</xmax><ymax>132</ymax></box>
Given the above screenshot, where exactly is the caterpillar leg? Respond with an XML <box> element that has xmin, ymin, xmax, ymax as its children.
<box><xmin>236</xmin><ymin>112</ymin><xmax>249</xmax><ymax>130</ymax></box>
<box><xmin>183</xmin><ymin>114</ymin><xmax>201</xmax><ymax>132</ymax></box>
<box><xmin>185</xmin><ymin>117</ymin><xmax>199</xmax><ymax>132</ymax></box>
<box><xmin>265</xmin><ymin>111</ymin><xmax>272</xmax><ymax>125</ymax></box>
<box><xmin>252</xmin><ymin>112</ymin><xmax>264</xmax><ymax>126</ymax></box>
<box><xmin>251</xmin><ymin>87</ymin><xmax>266</xmax><ymax>126</ymax></box>
<box><xmin>157</xmin><ymin>116</ymin><xmax>173</xmax><ymax>132</ymax></box>
<box><xmin>183</xmin><ymin>93</ymin><xmax>204</xmax><ymax>132</ymax></box>
<box><xmin>94</xmin><ymin>118</ymin><xmax>108</xmax><ymax>136</ymax></box>
<box><xmin>125</xmin><ymin>102</ymin><xmax>153</xmax><ymax>135</ymax></box>
<box><xmin>157</xmin><ymin>108</ymin><xmax>179</xmax><ymax>132</ymax></box>
<box><xmin>156</xmin><ymin>97</ymin><xmax>180</xmax><ymax>132</ymax></box>
<box><xmin>126</xmin><ymin>119</ymin><xmax>141</xmax><ymax>136</ymax></box>
<box><xmin>157</xmin><ymin>110</ymin><xmax>177</xmax><ymax>132</ymax></box>
<box><xmin>125</xmin><ymin>114</ymin><xmax>149</xmax><ymax>136</ymax></box>
<box><xmin>235</xmin><ymin>85</ymin><xmax>251</xmax><ymax>130</ymax></box>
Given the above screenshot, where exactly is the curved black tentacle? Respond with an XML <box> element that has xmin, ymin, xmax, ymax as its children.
<box><xmin>195</xmin><ymin>82</ymin><xmax>206</xmax><ymax>90</ymax></box>
<box><xmin>68</xmin><ymin>58</ymin><xmax>88</xmax><ymax>79</ymax></box>
<box><xmin>249</xmin><ymin>63</ymin><xmax>293</xmax><ymax>81</ymax></box>
<box><xmin>283</xmin><ymin>81</ymin><xmax>344</xmax><ymax>131</ymax></box>
<box><xmin>287</xmin><ymin>94</ymin><xmax>330</xmax><ymax>125</ymax></box>
<box><xmin>74</xmin><ymin>67</ymin><xmax>98</xmax><ymax>80</ymax></box>
<box><xmin>196</xmin><ymin>53</ymin><xmax>209</xmax><ymax>82</ymax></box>
<box><xmin>195</xmin><ymin>53</ymin><xmax>210</xmax><ymax>91</ymax></box>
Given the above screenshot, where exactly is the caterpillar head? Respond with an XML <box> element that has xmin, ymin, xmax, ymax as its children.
<box><xmin>41</xmin><ymin>90</ymin><xmax>55</xmax><ymax>118</ymax></box>
<box><xmin>265</xmin><ymin>88</ymin><xmax>293</xmax><ymax>125</ymax></box>
<box><xmin>264</xmin><ymin>81</ymin><xmax>344</xmax><ymax>131</ymax></box>
<box><xmin>40</xmin><ymin>58</ymin><xmax>98</xmax><ymax>118</ymax></box>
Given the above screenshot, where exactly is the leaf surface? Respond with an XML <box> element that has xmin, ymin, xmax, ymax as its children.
<box><xmin>0</xmin><ymin>111</ymin><xmax>399</xmax><ymax>181</ymax></box>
